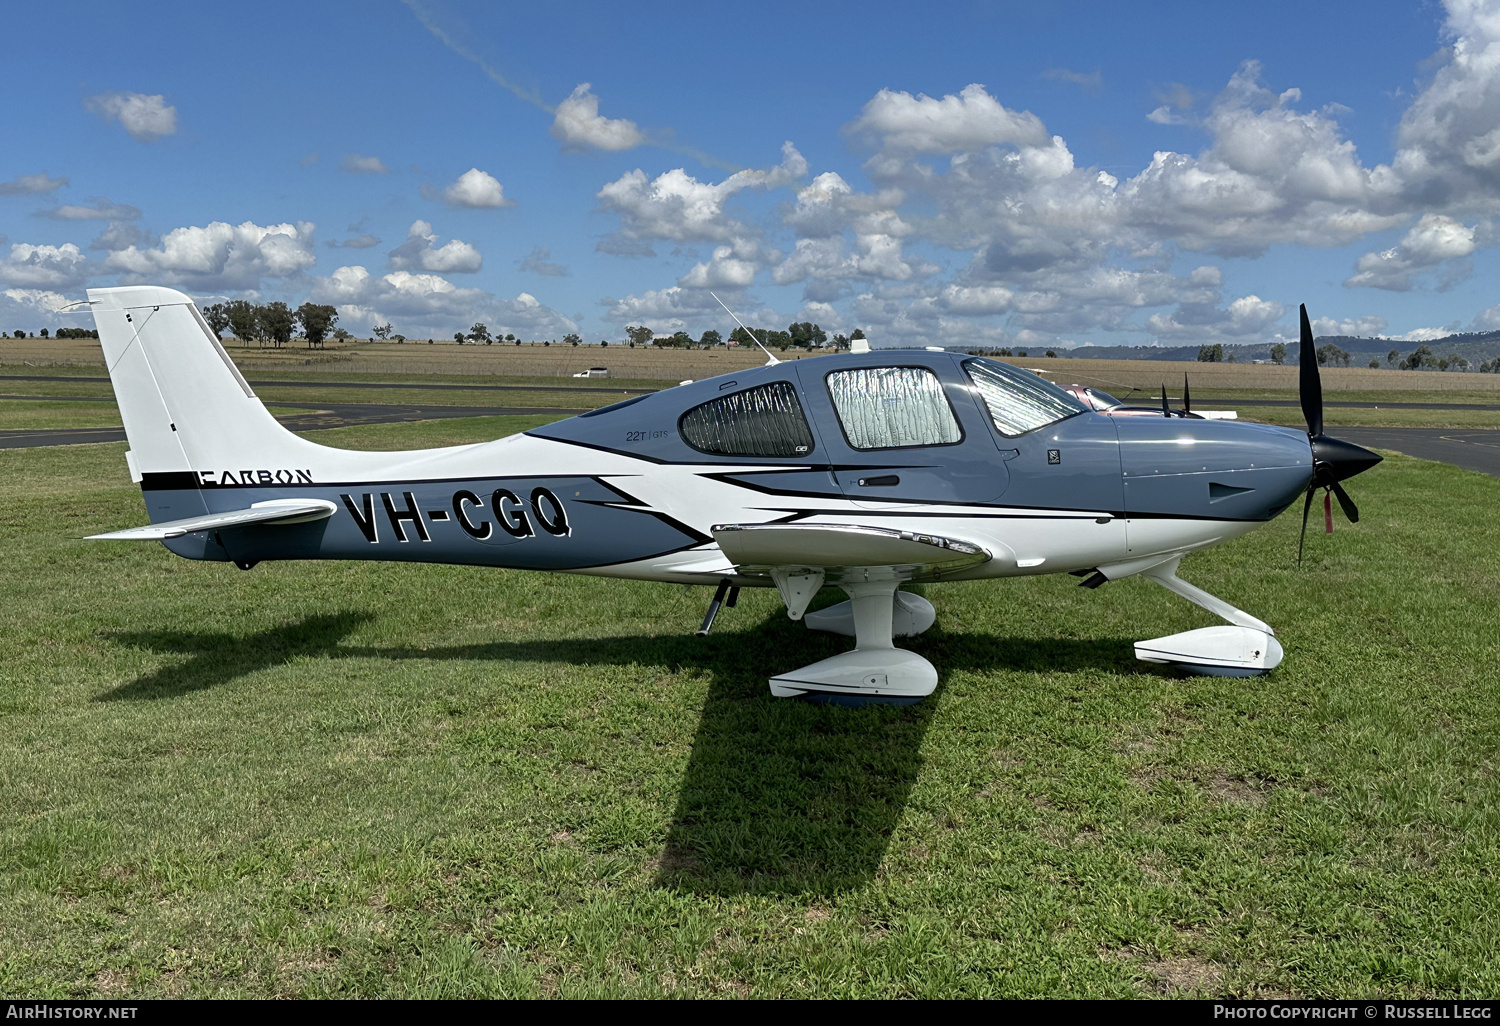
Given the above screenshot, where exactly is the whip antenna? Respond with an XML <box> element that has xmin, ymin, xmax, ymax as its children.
<box><xmin>710</xmin><ymin>291</ymin><xmax>780</xmax><ymax>366</ymax></box>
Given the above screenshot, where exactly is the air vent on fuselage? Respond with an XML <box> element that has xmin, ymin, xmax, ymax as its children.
<box><xmin>1208</xmin><ymin>481</ymin><xmax>1255</xmax><ymax>502</ymax></box>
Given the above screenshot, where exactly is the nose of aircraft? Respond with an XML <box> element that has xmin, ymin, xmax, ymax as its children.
<box><xmin>1310</xmin><ymin>434</ymin><xmax>1382</xmax><ymax>485</ymax></box>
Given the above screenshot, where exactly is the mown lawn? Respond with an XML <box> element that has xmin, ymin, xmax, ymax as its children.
<box><xmin>0</xmin><ymin>419</ymin><xmax>1497</xmax><ymax>998</ymax></box>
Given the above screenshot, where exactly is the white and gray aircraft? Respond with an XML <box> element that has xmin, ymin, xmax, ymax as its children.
<box><xmin>85</xmin><ymin>286</ymin><xmax>1379</xmax><ymax>705</ymax></box>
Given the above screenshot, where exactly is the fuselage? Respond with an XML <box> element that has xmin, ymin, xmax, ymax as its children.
<box><xmin>146</xmin><ymin>350</ymin><xmax>1315</xmax><ymax>585</ymax></box>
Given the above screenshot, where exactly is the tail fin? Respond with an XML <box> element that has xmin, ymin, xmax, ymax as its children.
<box><xmin>88</xmin><ymin>286</ymin><xmax>318</xmax><ymax>481</ymax></box>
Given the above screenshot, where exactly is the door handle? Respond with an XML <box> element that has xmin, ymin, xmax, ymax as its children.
<box><xmin>857</xmin><ymin>475</ymin><xmax>900</xmax><ymax>487</ymax></box>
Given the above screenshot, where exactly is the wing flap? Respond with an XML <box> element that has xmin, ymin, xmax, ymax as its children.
<box><xmin>89</xmin><ymin>498</ymin><xmax>337</xmax><ymax>541</ymax></box>
<box><xmin>712</xmin><ymin>523</ymin><xmax>989</xmax><ymax>577</ymax></box>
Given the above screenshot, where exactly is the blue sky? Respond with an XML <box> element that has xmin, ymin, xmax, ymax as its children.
<box><xmin>4</xmin><ymin>0</ymin><xmax>1500</xmax><ymax>349</ymax></box>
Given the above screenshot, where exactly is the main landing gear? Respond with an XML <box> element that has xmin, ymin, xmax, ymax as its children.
<box><xmin>768</xmin><ymin>572</ymin><xmax>937</xmax><ymax>705</ymax></box>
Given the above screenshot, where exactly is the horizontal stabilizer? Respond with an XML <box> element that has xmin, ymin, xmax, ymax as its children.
<box><xmin>712</xmin><ymin>523</ymin><xmax>989</xmax><ymax>576</ymax></box>
<box><xmin>89</xmin><ymin>498</ymin><xmax>337</xmax><ymax>541</ymax></box>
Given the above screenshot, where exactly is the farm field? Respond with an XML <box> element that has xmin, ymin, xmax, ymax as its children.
<box><xmin>9</xmin><ymin>335</ymin><xmax>1500</xmax><ymax>393</ymax></box>
<box><xmin>1</xmin><ymin>412</ymin><xmax>1498</xmax><ymax>998</ymax></box>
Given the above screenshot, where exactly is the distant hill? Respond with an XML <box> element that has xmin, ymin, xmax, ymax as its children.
<box><xmin>958</xmin><ymin>329</ymin><xmax>1500</xmax><ymax>370</ymax></box>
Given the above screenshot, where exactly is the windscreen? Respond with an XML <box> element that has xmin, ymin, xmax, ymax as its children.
<box><xmin>963</xmin><ymin>358</ymin><xmax>1086</xmax><ymax>436</ymax></box>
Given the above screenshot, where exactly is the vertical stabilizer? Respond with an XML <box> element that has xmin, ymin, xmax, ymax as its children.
<box><xmin>88</xmin><ymin>286</ymin><xmax>320</xmax><ymax>477</ymax></box>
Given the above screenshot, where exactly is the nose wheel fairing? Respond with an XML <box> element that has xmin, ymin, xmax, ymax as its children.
<box><xmin>1104</xmin><ymin>555</ymin><xmax>1283</xmax><ymax>676</ymax></box>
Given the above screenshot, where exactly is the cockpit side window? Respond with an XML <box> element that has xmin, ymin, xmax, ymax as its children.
<box><xmin>963</xmin><ymin>358</ymin><xmax>1086</xmax><ymax>437</ymax></box>
<box><xmin>678</xmin><ymin>381</ymin><xmax>815</xmax><ymax>457</ymax></box>
<box><xmin>825</xmin><ymin>366</ymin><xmax>963</xmax><ymax>450</ymax></box>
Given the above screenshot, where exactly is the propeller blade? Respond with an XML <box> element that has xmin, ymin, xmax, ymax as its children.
<box><xmin>1161</xmin><ymin>383</ymin><xmax>1170</xmax><ymax>417</ymax></box>
<box><xmin>1182</xmin><ymin>373</ymin><xmax>1191</xmax><ymax>415</ymax></box>
<box><xmin>1299</xmin><ymin>303</ymin><xmax>1324</xmax><ymax>438</ymax></box>
<box><xmin>1297</xmin><ymin>484</ymin><xmax>1314</xmax><ymax>565</ymax></box>
<box><xmin>1330</xmin><ymin>480</ymin><xmax>1360</xmax><ymax>523</ymax></box>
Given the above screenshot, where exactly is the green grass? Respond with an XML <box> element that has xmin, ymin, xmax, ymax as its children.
<box><xmin>2</xmin><ymin>418</ymin><xmax>1499</xmax><ymax>998</ymax></box>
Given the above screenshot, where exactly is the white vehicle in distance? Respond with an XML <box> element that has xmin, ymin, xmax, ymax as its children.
<box><xmin>572</xmin><ymin>367</ymin><xmax>611</xmax><ymax>378</ymax></box>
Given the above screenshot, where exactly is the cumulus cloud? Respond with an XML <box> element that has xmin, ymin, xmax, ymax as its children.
<box><xmin>1344</xmin><ymin>213</ymin><xmax>1479</xmax><ymax>290</ymax></box>
<box><xmin>596</xmin><ymin>142</ymin><xmax>806</xmax><ymax>255</ymax></box>
<box><xmin>103</xmin><ymin>220</ymin><xmax>316</xmax><ymax>290</ymax></box>
<box><xmin>85</xmin><ymin>92</ymin><xmax>177</xmax><ymax>142</ymax></box>
<box><xmin>1147</xmin><ymin>294</ymin><xmax>1285</xmax><ymax>340</ymax></box>
<box><xmin>1313</xmin><ymin>314</ymin><xmax>1389</xmax><ymax>336</ymax></box>
<box><xmin>551</xmin><ymin>83</ymin><xmax>645</xmax><ymax>151</ymax></box>
<box><xmin>518</xmin><ymin>247</ymin><xmax>567</xmax><ymax>276</ymax></box>
<box><xmin>0</xmin><ymin>242</ymin><xmax>89</xmax><ymax>289</ymax></box>
<box><xmin>340</xmin><ymin>154</ymin><xmax>390</xmax><ymax>174</ymax></box>
<box><xmin>311</xmin><ymin>264</ymin><xmax>576</xmax><ymax>339</ymax></box>
<box><xmin>386</xmin><ymin>220</ymin><xmax>482</xmax><ymax>274</ymax></box>
<box><xmin>327</xmin><ymin>234</ymin><xmax>381</xmax><ymax>249</ymax></box>
<box><xmin>847</xmin><ymin>83</ymin><xmax>1050</xmax><ymax>153</ymax></box>
<box><xmin>89</xmin><ymin>222</ymin><xmax>155</xmax><ymax>252</ymax></box>
<box><xmin>35</xmin><ymin>198</ymin><xmax>141</xmax><ymax>221</ymax></box>
<box><xmin>599</xmin><ymin>285</ymin><xmax>727</xmax><ymax>331</ymax></box>
<box><xmin>0</xmin><ymin>174</ymin><xmax>67</xmax><ymax>196</ymax></box>
<box><xmin>678</xmin><ymin>244</ymin><xmax>761</xmax><ymax>289</ymax></box>
<box><xmin>2</xmin><ymin>287</ymin><xmax>80</xmax><ymax>316</ymax></box>
<box><xmin>423</xmin><ymin>167</ymin><xmax>513</xmax><ymax>208</ymax></box>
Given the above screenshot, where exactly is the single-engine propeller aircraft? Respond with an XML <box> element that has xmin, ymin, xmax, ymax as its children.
<box><xmin>85</xmin><ymin>286</ymin><xmax>1380</xmax><ymax>704</ymax></box>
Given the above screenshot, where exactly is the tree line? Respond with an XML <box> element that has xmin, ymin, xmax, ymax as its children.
<box><xmin>620</xmin><ymin>321</ymin><xmax>858</xmax><ymax>350</ymax></box>
<box><xmin>200</xmin><ymin>301</ymin><xmax>342</xmax><ymax>348</ymax></box>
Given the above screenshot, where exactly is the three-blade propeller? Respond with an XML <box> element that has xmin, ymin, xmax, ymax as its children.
<box><xmin>1295</xmin><ymin>304</ymin><xmax>1383</xmax><ymax>564</ymax></box>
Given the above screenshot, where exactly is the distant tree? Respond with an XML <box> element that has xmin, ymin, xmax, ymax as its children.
<box><xmin>202</xmin><ymin>302</ymin><xmax>230</xmax><ymax>340</ymax></box>
<box><xmin>998</xmin><ymin>348</ymin><xmax>1013</xmax><ymax>357</ymax></box>
<box><xmin>832</xmin><ymin>333</ymin><xmax>849</xmax><ymax>349</ymax></box>
<box><xmin>1270</xmin><ymin>342</ymin><xmax>1287</xmax><ymax>365</ymax></box>
<box><xmin>372</xmin><ymin>322</ymin><xmax>394</xmax><ymax>341</ymax></box>
<box><xmin>226</xmin><ymin>300</ymin><xmax>259</xmax><ymax>345</ymax></box>
<box><xmin>11</xmin><ymin>330</ymin><xmax>22</xmax><ymax>339</ymax></box>
<box><xmin>467</xmin><ymin>323</ymin><xmax>491</xmax><ymax>345</ymax></box>
<box><xmin>1225</xmin><ymin>351</ymin><xmax>1236</xmax><ymax>363</ymax></box>
<box><xmin>626</xmin><ymin>325</ymin><xmax>655</xmax><ymax>347</ymax></box>
<box><xmin>454</xmin><ymin>332</ymin><xmax>466</xmax><ymax>344</ymax></box>
<box><xmin>294</xmin><ymin>303</ymin><xmax>337</xmax><ymax>348</ymax></box>
<box><xmin>600</xmin><ymin>340</ymin><xmax>608</xmax><ymax>346</ymax></box>
<box><xmin>505</xmin><ymin>333</ymin><xmax>517</xmax><ymax>343</ymax></box>
<box><xmin>1439</xmin><ymin>358</ymin><xmax>1450</xmax><ymax>371</ymax></box>
<box><xmin>1315</xmin><ymin>343</ymin><xmax>1349</xmax><ymax>367</ymax></box>
<box><xmin>1450</xmin><ymin>354</ymin><xmax>1468</xmax><ymax>371</ymax></box>
<box><xmin>1387</xmin><ymin>348</ymin><xmax>1400</xmax><ymax>367</ymax></box>
<box><xmin>39</xmin><ymin>328</ymin><xmax>48</xmax><ymax>339</ymax></box>
<box><xmin>563</xmin><ymin>333</ymin><xmax>582</xmax><ymax>346</ymax></box>
<box><xmin>699</xmin><ymin>329</ymin><xmax>722</xmax><ymax>347</ymax></box>
<box><xmin>332</xmin><ymin>327</ymin><xmax>352</xmax><ymax>341</ymax></box>
<box><xmin>259</xmin><ymin>302</ymin><xmax>294</xmax><ymax>348</ymax></box>
<box><xmin>1369</xmin><ymin>359</ymin><xmax>1380</xmax><ymax>369</ymax></box>
<box><xmin>727</xmin><ymin>326</ymin><xmax>756</xmax><ymax>347</ymax></box>
<box><xmin>1045</xmin><ymin>350</ymin><xmax>1057</xmax><ymax>358</ymax></box>
<box><xmin>787</xmin><ymin>321</ymin><xmax>827</xmax><ymax>348</ymax></box>
<box><xmin>1016</xmin><ymin>349</ymin><xmax>1028</xmax><ymax>357</ymax></box>
<box><xmin>1403</xmin><ymin>344</ymin><xmax>1436</xmax><ymax>370</ymax></box>
<box><xmin>1197</xmin><ymin>343</ymin><xmax>1224</xmax><ymax>363</ymax></box>
<box><xmin>850</xmin><ymin>328</ymin><xmax>866</xmax><ymax>341</ymax></box>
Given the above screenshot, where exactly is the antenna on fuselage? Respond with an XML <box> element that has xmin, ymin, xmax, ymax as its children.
<box><xmin>710</xmin><ymin>291</ymin><xmax>780</xmax><ymax>366</ymax></box>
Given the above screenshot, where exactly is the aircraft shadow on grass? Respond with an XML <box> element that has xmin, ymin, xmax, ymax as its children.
<box><xmin>97</xmin><ymin>611</ymin><xmax>375</xmax><ymax>702</ymax></box>
<box><xmin>97</xmin><ymin>606</ymin><xmax>1143</xmax><ymax>895</ymax></box>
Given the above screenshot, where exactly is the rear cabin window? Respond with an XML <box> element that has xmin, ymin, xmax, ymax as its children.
<box><xmin>678</xmin><ymin>381</ymin><xmax>815</xmax><ymax>457</ymax></box>
<box><xmin>825</xmin><ymin>366</ymin><xmax>963</xmax><ymax>450</ymax></box>
<box><xmin>963</xmin><ymin>358</ymin><xmax>1086</xmax><ymax>437</ymax></box>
